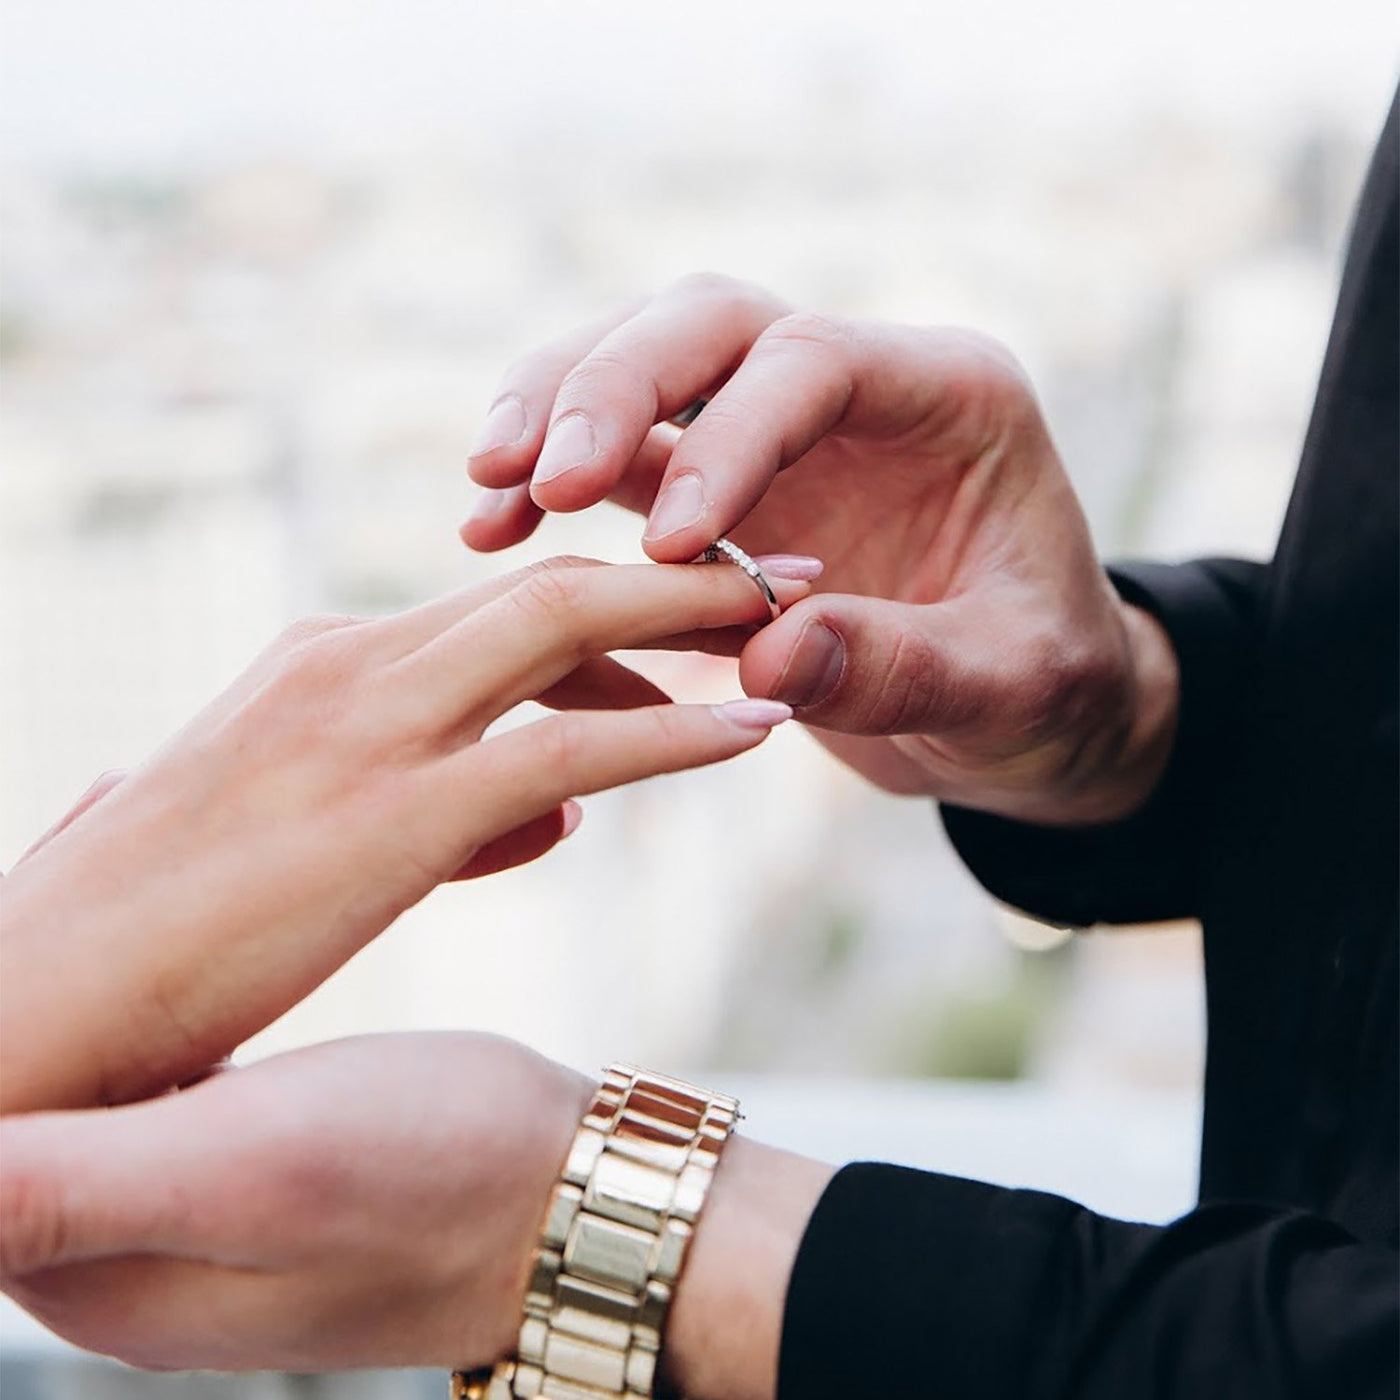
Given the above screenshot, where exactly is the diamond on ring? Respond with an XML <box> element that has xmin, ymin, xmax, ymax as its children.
<box><xmin>699</xmin><ymin>537</ymin><xmax>781</xmax><ymax>621</ymax></box>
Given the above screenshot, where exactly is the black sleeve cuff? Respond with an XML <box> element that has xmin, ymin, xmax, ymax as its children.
<box><xmin>777</xmin><ymin>1162</ymin><xmax>1398</xmax><ymax>1400</ymax></box>
<box><xmin>778</xmin><ymin>1162</ymin><xmax>1083</xmax><ymax>1400</ymax></box>
<box><xmin>939</xmin><ymin>558</ymin><xmax>1266</xmax><ymax>927</ymax></box>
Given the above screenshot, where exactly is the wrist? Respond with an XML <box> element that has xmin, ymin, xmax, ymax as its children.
<box><xmin>466</xmin><ymin>1065</ymin><xmax>832</xmax><ymax>1400</ymax></box>
<box><xmin>458</xmin><ymin>1062</ymin><xmax>597</xmax><ymax>1371</ymax></box>
<box><xmin>0</xmin><ymin>862</ymin><xmax>109</xmax><ymax>1114</ymax></box>
<box><xmin>660</xmin><ymin>1137</ymin><xmax>834</xmax><ymax>1400</ymax></box>
<box><xmin>0</xmin><ymin>850</ymin><xmax>228</xmax><ymax>1114</ymax></box>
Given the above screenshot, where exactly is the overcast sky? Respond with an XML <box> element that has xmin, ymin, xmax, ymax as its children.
<box><xmin>2</xmin><ymin>0</ymin><xmax>1396</xmax><ymax>170</ymax></box>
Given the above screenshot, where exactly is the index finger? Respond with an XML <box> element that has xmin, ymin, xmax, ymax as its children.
<box><xmin>466</xmin><ymin>303</ymin><xmax>640</xmax><ymax>490</ymax></box>
<box><xmin>475</xmin><ymin>275</ymin><xmax>789</xmax><ymax>520</ymax></box>
<box><xmin>638</xmin><ymin>319</ymin><xmax>1029</xmax><ymax>562</ymax></box>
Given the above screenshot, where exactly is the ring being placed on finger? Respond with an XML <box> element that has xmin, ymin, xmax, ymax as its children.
<box><xmin>668</xmin><ymin>396</ymin><xmax>708</xmax><ymax>427</ymax></box>
<box><xmin>699</xmin><ymin>537</ymin><xmax>781</xmax><ymax>621</ymax></box>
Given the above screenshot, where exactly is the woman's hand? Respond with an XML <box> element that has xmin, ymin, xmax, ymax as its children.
<box><xmin>0</xmin><ymin>557</ymin><xmax>811</xmax><ymax>1116</ymax></box>
<box><xmin>0</xmin><ymin>1034</ymin><xmax>591</xmax><ymax>1372</ymax></box>
<box><xmin>0</xmin><ymin>1033</ymin><xmax>831</xmax><ymax>1398</ymax></box>
<box><xmin>462</xmin><ymin>275</ymin><xmax>1178</xmax><ymax>826</ymax></box>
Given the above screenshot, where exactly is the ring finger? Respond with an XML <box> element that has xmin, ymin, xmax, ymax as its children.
<box><xmin>398</xmin><ymin>560</ymin><xmax>812</xmax><ymax>732</ymax></box>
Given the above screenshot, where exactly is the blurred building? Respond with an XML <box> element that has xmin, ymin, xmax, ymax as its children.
<box><xmin>4</xmin><ymin>1</ymin><xmax>1397</xmax><ymax>1390</ymax></box>
<box><xmin>1</xmin><ymin>89</ymin><xmax>1374</xmax><ymax>1092</ymax></box>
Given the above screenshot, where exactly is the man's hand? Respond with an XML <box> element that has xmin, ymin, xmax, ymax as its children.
<box><xmin>0</xmin><ymin>557</ymin><xmax>812</xmax><ymax>1116</ymax></box>
<box><xmin>0</xmin><ymin>1033</ymin><xmax>830</xmax><ymax>1399</ymax></box>
<box><xmin>463</xmin><ymin>275</ymin><xmax>1179</xmax><ymax>825</ymax></box>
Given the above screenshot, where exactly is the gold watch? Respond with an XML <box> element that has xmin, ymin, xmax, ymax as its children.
<box><xmin>453</xmin><ymin>1063</ymin><xmax>740</xmax><ymax>1399</ymax></box>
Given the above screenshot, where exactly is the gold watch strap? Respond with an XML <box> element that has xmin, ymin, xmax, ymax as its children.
<box><xmin>454</xmin><ymin>1063</ymin><xmax>740</xmax><ymax>1399</ymax></box>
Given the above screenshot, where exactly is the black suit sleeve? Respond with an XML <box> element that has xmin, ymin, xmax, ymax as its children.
<box><xmin>779</xmin><ymin>1163</ymin><xmax>1399</xmax><ymax>1400</ymax></box>
<box><xmin>938</xmin><ymin>557</ymin><xmax>1267</xmax><ymax>927</ymax></box>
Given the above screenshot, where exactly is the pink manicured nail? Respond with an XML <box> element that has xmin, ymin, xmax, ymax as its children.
<box><xmin>752</xmin><ymin>554</ymin><xmax>825</xmax><ymax>582</ymax></box>
<box><xmin>714</xmin><ymin>698</ymin><xmax>794</xmax><ymax>730</ymax></box>
<box><xmin>532</xmin><ymin>412</ymin><xmax>596</xmax><ymax>485</ymax></box>
<box><xmin>561</xmin><ymin>800</ymin><xmax>583</xmax><ymax>838</ymax></box>
<box><xmin>469</xmin><ymin>396</ymin><xmax>526</xmax><ymax>457</ymax></box>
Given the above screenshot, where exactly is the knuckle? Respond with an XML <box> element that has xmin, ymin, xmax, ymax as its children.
<box><xmin>942</xmin><ymin>324</ymin><xmax>1017</xmax><ymax>365</ymax></box>
<box><xmin>558</xmin><ymin>347</ymin><xmax>655</xmax><ymax>410</ymax></box>
<box><xmin>1061</xmin><ymin>638</ymin><xmax>1123</xmax><ymax>731</ymax></box>
<box><xmin>1014</xmin><ymin>629</ymin><xmax>1109</xmax><ymax>740</ymax></box>
<box><xmin>860</xmin><ymin>629</ymin><xmax>941</xmax><ymax>735</ymax></box>
<box><xmin>0</xmin><ymin>1164</ymin><xmax>63</xmax><ymax>1278</ymax></box>
<box><xmin>668</xmin><ymin>269</ymin><xmax>746</xmax><ymax>304</ymax></box>
<box><xmin>761</xmin><ymin>310</ymin><xmax>852</xmax><ymax>354</ymax></box>
<box><xmin>936</xmin><ymin>326</ymin><xmax>1035</xmax><ymax>399</ymax></box>
<box><xmin>268</xmin><ymin>642</ymin><xmax>354</xmax><ymax>700</ymax></box>
<box><xmin>668</xmin><ymin>270</ymin><xmax>787</xmax><ymax>321</ymax></box>
<box><xmin>273</xmin><ymin>613</ymin><xmax>360</xmax><ymax>652</ymax></box>
<box><xmin>756</xmin><ymin>315</ymin><xmax>856</xmax><ymax>410</ymax></box>
<box><xmin>535</xmin><ymin>711</ymin><xmax>589</xmax><ymax>775</ymax></box>
<box><xmin>488</xmin><ymin>554</ymin><xmax>598</xmax><ymax>603</ymax></box>
<box><xmin>525</xmin><ymin>553</ymin><xmax>598</xmax><ymax>577</ymax></box>
<box><xmin>534</xmin><ymin>704</ymin><xmax>690</xmax><ymax>781</ymax></box>
<box><xmin>669</xmin><ymin>392</ymin><xmax>762</xmax><ymax>455</ymax></box>
<box><xmin>1013</xmin><ymin>633</ymin><xmax>1067</xmax><ymax>729</ymax></box>
<box><xmin>510</xmin><ymin>563</ymin><xmax>590</xmax><ymax>623</ymax></box>
<box><xmin>253</xmin><ymin>619</ymin><xmax>372</xmax><ymax>728</ymax></box>
<box><xmin>634</xmin><ymin>702</ymin><xmax>691</xmax><ymax>749</ymax></box>
<box><xmin>266</xmin><ymin>617</ymin><xmax>366</xmax><ymax>687</ymax></box>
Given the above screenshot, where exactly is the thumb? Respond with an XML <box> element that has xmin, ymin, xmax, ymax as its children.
<box><xmin>738</xmin><ymin>592</ymin><xmax>998</xmax><ymax>737</ymax></box>
<box><xmin>0</xmin><ymin>1100</ymin><xmax>204</xmax><ymax>1277</ymax></box>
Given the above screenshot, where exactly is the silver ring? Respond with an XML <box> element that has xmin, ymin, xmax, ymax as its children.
<box><xmin>700</xmin><ymin>537</ymin><xmax>781</xmax><ymax>621</ymax></box>
<box><xmin>668</xmin><ymin>397</ymin><xmax>708</xmax><ymax>428</ymax></box>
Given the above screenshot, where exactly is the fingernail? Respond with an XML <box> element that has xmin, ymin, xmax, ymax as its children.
<box><xmin>753</xmin><ymin>554</ymin><xmax>825</xmax><ymax>582</ymax></box>
<box><xmin>715</xmin><ymin>698</ymin><xmax>794</xmax><ymax>730</ymax></box>
<box><xmin>469</xmin><ymin>396</ymin><xmax>526</xmax><ymax>458</ymax></box>
<box><xmin>644</xmin><ymin>472</ymin><xmax>707</xmax><ymax>540</ymax></box>
<box><xmin>469</xmin><ymin>487</ymin><xmax>513</xmax><ymax>521</ymax></box>
<box><xmin>773</xmin><ymin>620</ymin><xmax>844</xmax><ymax>708</ymax></box>
<box><xmin>532</xmin><ymin>412</ymin><xmax>596</xmax><ymax>485</ymax></box>
<box><xmin>561</xmin><ymin>800</ymin><xmax>583</xmax><ymax>838</ymax></box>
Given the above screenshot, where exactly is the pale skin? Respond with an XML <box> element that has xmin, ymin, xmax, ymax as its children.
<box><xmin>0</xmin><ymin>278</ymin><xmax>1184</xmax><ymax>1398</ymax></box>
<box><xmin>0</xmin><ymin>553</ymin><xmax>816</xmax><ymax>1117</ymax></box>
<box><xmin>463</xmin><ymin>273</ymin><xmax>1179</xmax><ymax>825</ymax></box>
<box><xmin>0</xmin><ymin>1034</ymin><xmax>828</xmax><ymax>1399</ymax></box>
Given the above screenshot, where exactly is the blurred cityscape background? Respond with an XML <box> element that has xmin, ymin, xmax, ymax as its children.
<box><xmin>1</xmin><ymin>1</ymin><xmax>1396</xmax><ymax>1392</ymax></box>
